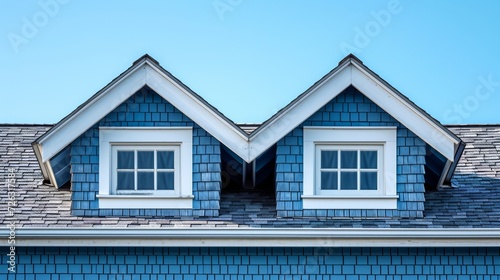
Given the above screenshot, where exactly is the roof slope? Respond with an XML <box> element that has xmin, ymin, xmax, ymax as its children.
<box><xmin>1</xmin><ymin>124</ymin><xmax>499</xmax><ymax>229</ymax></box>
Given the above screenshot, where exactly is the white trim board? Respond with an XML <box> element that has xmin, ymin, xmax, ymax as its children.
<box><xmin>1</xmin><ymin>228</ymin><xmax>499</xmax><ymax>247</ymax></box>
<box><xmin>145</xmin><ymin>61</ymin><xmax>249</xmax><ymax>160</ymax></box>
<box><xmin>248</xmin><ymin>62</ymin><xmax>352</xmax><ymax>161</ymax></box>
<box><xmin>350</xmin><ymin>61</ymin><xmax>459</xmax><ymax>160</ymax></box>
<box><xmin>39</xmin><ymin>65</ymin><xmax>147</xmax><ymax>162</ymax></box>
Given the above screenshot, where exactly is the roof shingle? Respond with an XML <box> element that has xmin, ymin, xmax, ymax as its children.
<box><xmin>1</xmin><ymin>124</ymin><xmax>499</xmax><ymax>228</ymax></box>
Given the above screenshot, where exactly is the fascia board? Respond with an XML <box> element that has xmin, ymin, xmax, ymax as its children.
<box><xmin>350</xmin><ymin>62</ymin><xmax>458</xmax><ymax>161</ymax></box>
<box><xmin>38</xmin><ymin>64</ymin><xmax>148</xmax><ymax>162</ymax></box>
<box><xmin>2</xmin><ymin>228</ymin><xmax>500</xmax><ymax>247</ymax></box>
<box><xmin>247</xmin><ymin>63</ymin><xmax>352</xmax><ymax>162</ymax></box>
<box><xmin>31</xmin><ymin>142</ymin><xmax>50</xmax><ymax>182</ymax></box>
<box><xmin>144</xmin><ymin>62</ymin><xmax>250</xmax><ymax>161</ymax></box>
<box><xmin>45</xmin><ymin>160</ymin><xmax>58</xmax><ymax>188</ymax></box>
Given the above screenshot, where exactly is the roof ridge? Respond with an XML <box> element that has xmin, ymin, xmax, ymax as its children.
<box><xmin>132</xmin><ymin>53</ymin><xmax>160</xmax><ymax>66</ymax></box>
<box><xmin>338</xmin><ymin>53</ymin><xmax>364</xmax><ymax>66</ymax></box>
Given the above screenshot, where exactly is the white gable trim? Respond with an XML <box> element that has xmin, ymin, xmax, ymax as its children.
<box><xmin>144</xmin><ymin>61</ymin><xmax>249</xmax><ymax>160</ymax></box>
<box><xmin>249</xmin><ymin>61</ymin><xmax>459</xmax><ymax>162</ymax></box>
<box><xmin>39</xmin><ymin>64</ymin><xmax>147</xmax><ymax>162</ymax></box>
<box><xmin>36</xmin><ymin>59</ymin><xmax>250</xmax><ymax>164</ymax></box>
<box><xmin>248</xmin><ymin>62</ymin><xmax>352</xmax><ymax>161</ymax></box>
<box><xmin>350</xmin><ymin>61</ymin><xmax>459</xmax><ymax>160</ymax></box>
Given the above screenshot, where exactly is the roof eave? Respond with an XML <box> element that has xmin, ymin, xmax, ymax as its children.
<box><xmin>2</xmin><ymin>228</ymin><xmax>500</xmax><ymax>247</ymax></box>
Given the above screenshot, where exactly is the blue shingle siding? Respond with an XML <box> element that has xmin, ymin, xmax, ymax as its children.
<box><xmin>70</xmin><ymin>87</ymin><xmax>221</xmax><ymax>217</ymax></box>
<box><xmin>3</xmin><ymin>247</ymin><xmax>499</xmax><ymax>278</ymax></box>
<box><xmin>276</xmin><ymin>86</ymin><xmax>427</xmax><ymax>218</ymax></box>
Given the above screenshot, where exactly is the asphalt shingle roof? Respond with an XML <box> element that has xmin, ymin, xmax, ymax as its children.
<box><xmin>1</xmin><ymin>124</ymin><xmax>499</xmax><ymax>228</ymax></box>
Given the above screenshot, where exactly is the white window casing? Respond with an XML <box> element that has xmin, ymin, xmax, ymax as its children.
<box><xmin>303</xmin><ymin>127</ymin><xmax>398</xmax><ymax>210</ymax></box>
<box><xmin>98</xmin><ymin>127</ymin><xmax>193</xmax><ymax>209</ymax></box>
<box><xmin>315</xmin><ymin>144</ymin><xmax>384</xmax><ymax>195</ymax></box>
<box><xmin>112</xmin><ymin>145</ymin><xmax>180</xmax><ymax>196</ymax></box>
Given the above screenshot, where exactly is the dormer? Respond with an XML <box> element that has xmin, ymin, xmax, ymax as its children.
<box><xmin>32</xmin><ymin>54</ymin><xmax>464</xmax><ymax>218</ymax></box>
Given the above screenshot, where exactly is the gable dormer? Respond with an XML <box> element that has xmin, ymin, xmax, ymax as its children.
<box><xmin>32</xmin><ymin>54</ymin><xmax>463</xmax><ymax>218</ymax></box>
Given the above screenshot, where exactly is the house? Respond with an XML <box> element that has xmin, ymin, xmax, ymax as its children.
<box><xmin>1</xmin><ymin>54</ymin><xmax>500</xmax><ymax>278</ymax></box>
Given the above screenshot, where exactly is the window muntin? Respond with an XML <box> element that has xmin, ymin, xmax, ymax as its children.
<box><xmin>315</xmin><ymin>144</ymin><xmax>383</xmax><ymax>195</ymax></box>
<box><xmin>112</xmin><ymin>145</ymin><xmax>179</xmax><ymax>195</ymax></box>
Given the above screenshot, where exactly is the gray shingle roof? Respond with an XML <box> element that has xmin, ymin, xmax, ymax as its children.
<box><xmin>1</xmin><ymin>124</ymin><xmax>499</xmax><ymax>228</ymax></box>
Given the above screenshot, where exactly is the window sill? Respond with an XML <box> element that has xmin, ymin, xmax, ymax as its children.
<box><xmin>97</xmin><ymin>194</ymin><xmax>194</xmax><ymax>209</ymax></box>
<box><xmin>301</xmin><ymin>195</ymin><xmax>398</xmax><ymax>210</ymax></box>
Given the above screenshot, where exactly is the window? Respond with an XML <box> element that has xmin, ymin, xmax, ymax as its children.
<box><xmin>98</xmin><ymin>127</ymin><xmax>193</xmax><ymax>209</ymax></box>
<box><xmin>112</xmin><ymin>146</ymin><xmax>179</xmax><ymax>195</ymax></box>
<box><xmin>316</xmin><ymin>145</ymin><xmax>383</xmax><ymax>195</ymax></box>
<box><xmin>303</xmin><ymin>127</ymin><xmax>398</xmax><ymax>210</ymax></box>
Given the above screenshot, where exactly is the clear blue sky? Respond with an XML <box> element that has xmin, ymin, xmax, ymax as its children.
<box><xmin>1</xmin><ymin>0</ymin><xmax>499</xmax><ymax>125</ymax></box>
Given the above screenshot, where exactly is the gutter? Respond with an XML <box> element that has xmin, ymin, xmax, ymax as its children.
<box><xmin>1</xmin><ymin>228</ymin><xmax>500</xmax><ymax>247</ymax></box>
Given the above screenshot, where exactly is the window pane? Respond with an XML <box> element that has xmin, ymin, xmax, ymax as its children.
<box><xmin>321</xmin><ymin>151</ymin><xmax>337</xmax><ymax>169</ymax></box>
<box><xmin>340</xmin><ymin>171</ymin><xmax>357</xmax><ymax>190</ymax></box>
<box><xmin>137</xmin><ymin>172</ymin><xmax>154</xmax><ymax>190</ymax></box>
<box><xmin>341</xmin><ymin>151</ymin><xmax>357</xmax><ymax>168</ymax></box>
<box><xmin>320</xmin><ymin>171</ymin><xmax>338</xmax><ymax>190</ymax></box>
<box><xmin>158</xmin><ymin>151</ymin><xmax>174</xmax><ymax>169</ymax></box>
<box><xmin>137</xmin><ymin>151</ymin><xmax>154</xmax><ymax>169</ymax></box>
<box><xmin>360</xmin><ymin>172</ymin><xmax>378</xmax><ymax>190</ymax></box>
<box><xmin>117</xmin><ymin>151</ymin><xmax>134</xmax><ymax>169</ymax></box>
<box><xmin>361</xmin><ymin>151</ymin><xmax>377</xmax><ymax>169</ymax></box>
<box><xmin>117</xmin><ymin>171</ymin><xmax>134</xmax><ymax>190</ymax></box>
<box><xmin>157</xmin><ymin>171</ymin><xmax>175</xmax><ymax>190</ymax></box>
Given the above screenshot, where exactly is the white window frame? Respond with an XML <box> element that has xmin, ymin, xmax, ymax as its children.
<box><xmin>315</xmin><ymin>144</ymin><xmax>383</xmax><ymax>196</ymax></box>
<box><xmin>97</xmin><ymin>127</ymin><xmax>193</xmax><ymax>209</ymax></box>
<box><xmin>303</xmin><ymin>127</ymin><xmax>398</xmax><ymax>210</ymax></box>
<box><xmin>111</xmin><ymin>145</ymin><xmax>180</xmax><ymax>196</ymax></box>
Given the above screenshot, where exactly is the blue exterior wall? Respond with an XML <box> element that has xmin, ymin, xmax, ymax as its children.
<box><xmin>70</xmin><ymin>87</ymin><xmax>222</xmax><ymax>217</ymax></box>
<box><xmin>275</xmin><ymin>86</ymin><xmax>427</xmax><ymax>218</ymax></box>
<box><xmin>3</xmin><ymin>247</ymin><xmax>500</xmax><ymax>279</ymax></box>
